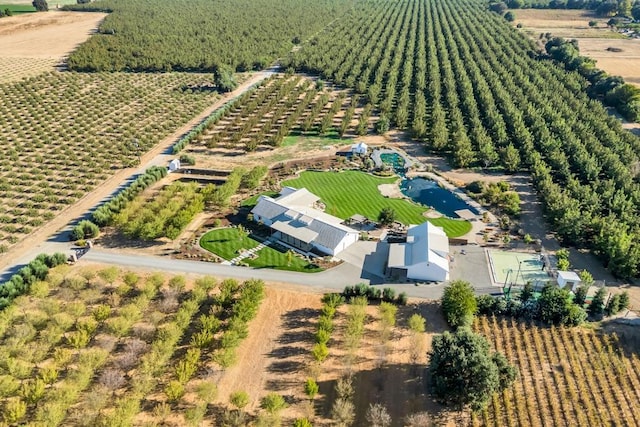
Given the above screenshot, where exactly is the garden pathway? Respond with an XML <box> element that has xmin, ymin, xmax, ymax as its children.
<box><xmin>222</xmin><ymin>237</ymin><xmax>276</xmax><ymax>266</ymax></box>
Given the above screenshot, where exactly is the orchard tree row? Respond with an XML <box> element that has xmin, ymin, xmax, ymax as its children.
<box><xmin>288</xmin><ymin>0</ymin><xmax>640</xmax><ymax>277</ymax></box>
<box><xmin>66</xmin><ymin>0</ymin><xmax>353</xmax><ymax>72</ymax></box>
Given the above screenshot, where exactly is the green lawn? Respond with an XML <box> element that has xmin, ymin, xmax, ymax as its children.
<box><xmin>199</xmin><ymin>228</ymin><xmax>322</xmax><ymax>272</ymax></box>
<box><xmin>0</xmin><ymin>4</ymin><xmax>36</xmax><ymax>13</ymax></box>
<box><xmin>241</xmin><ymin>191</ymin><xmax>280</xmax><ymax>208</ymax></box>
<box><xmin>199</xmin><ymin>228</ymin><xmax>259</xmax><ymax>260</ymax></box>
<box><xmin>283</xmin><ymin>170</ymin><xmax>472</xmax><ymax>237</ymax></box>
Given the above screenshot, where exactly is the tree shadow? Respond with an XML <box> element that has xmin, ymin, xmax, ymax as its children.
<box><xmin>317</xmin><ymin>364</ymin><xmax>454</xmax><ymax>427</ymax></box>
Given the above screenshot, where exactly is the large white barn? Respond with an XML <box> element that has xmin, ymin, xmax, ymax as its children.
<box><xmin>251</xmin><ymin>187</ymin><xmax>359</xmax><ymax>256</ymax></box>
<box><xmin>386</xmin><ymin>222</ymin><xmax>450</xmax><ymax>282</ymax></box>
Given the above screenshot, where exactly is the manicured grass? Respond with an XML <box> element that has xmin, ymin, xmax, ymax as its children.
<box><xmin>200</xmin><ymin>228</ymin><xmax>322</xmax><ymax>272</ymax></box>
<box><xmin>241</xmin><ymin>191</ymin><xmax>280</xmax><ymax>208</ymax></box>
<box><xmin>0</xmin><ymin>4</ymin><xmax>36</xmax><ymax>13</ymax></box>
<box><xmin>283</xmin><ymin>170</ymin><xmax>472</xmax><ymax>237</ymax></box>
<box><xmin>200</xmin><ymin>228</ymin><xmax>259</xmax><ymax>260</ymax></box>
<box><xmin>247</xmin><ymin>245</ymin><xmax>323</xmax><ymax>272</ymax></box>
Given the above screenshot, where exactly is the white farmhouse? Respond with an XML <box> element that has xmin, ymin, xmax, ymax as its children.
<box><xmin>557</xmin><ymin>271</ymin><xmax>582</xmax><ymax>292</ymax></box>
<box><xmin>251</xmin><ymin>187</ymin><xmax>359</xmax><ymax>256</ymax></box>
<box><xmin>351</xmin><ymin>141</ymin><xmax>368</xmax><ymax>155</ymax></box>
<box><xmin>168</xmin><ymin>159</ymin><xmax>181</xmax><ymax>173</ymax></box>
<box><xmin>386</xmin><ymin>222</ymin><xmax>450</xmax><ymax>282</ymax></box>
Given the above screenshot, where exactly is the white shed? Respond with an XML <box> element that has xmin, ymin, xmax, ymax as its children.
<box><xmin>168</xmin><ymin>159</ymin><xmax>181</xmax><ymax>173</ymax></box>
<box><xmin>351</xmin><ymin>141</ymin><xmax>368</xmax><ymax>155</ymax></box>
<box><xmin>557</xmin><ymin>271</ymin><xmax>581</xmax><ymax>292</ymax></box>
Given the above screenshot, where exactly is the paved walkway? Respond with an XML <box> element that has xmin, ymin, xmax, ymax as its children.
<box><xmin>222</xmin><ymin>237</ymin><xmax>275</xmax><ymax>266</ymax></box>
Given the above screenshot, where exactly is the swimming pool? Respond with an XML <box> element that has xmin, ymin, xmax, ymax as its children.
<box><xmin>400</xmin><ymin>177</ymin><xmax>479</xmax><ymax>218</ymax></box>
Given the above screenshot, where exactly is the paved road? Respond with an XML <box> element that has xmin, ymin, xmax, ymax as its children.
<box><xmin>77</xmin><ymin>248</ymin><xmax>496</xmax><ymax>300</ymax></box>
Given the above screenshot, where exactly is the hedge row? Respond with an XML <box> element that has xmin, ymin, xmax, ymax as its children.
<box><xmin>0</xmin><ymin>253</ymin><xmax>68</xmax><ymax>310</ymax></box>
<box><xmin>92</xmin><ymin>166</ymin><xmax>168</xmax><ymax>227</ymax></box>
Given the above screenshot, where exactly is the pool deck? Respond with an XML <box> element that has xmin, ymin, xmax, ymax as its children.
<box><xmin>371</xmin><ymin>148</ymin><xmax>414</xmax><ymax>170</ymax></box>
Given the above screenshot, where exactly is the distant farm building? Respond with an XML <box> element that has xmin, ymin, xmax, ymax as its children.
<box><xmin>351</xmin><ymin>141</ymin><xmax>368</xmax><ymax>155</ymax></box>
<box><xmin>251</xmin><ymin>187</ymin><xmax>359</xmax><ymax>256</ymax></box>
<box><xmin>168</xmin><ymin>159</ymin><xmax>181</xmax><ymax>172</ymax></box>
<box><xmin>386</xmin><ymin>222</ymin><xmax>450</xmax><ymax>282</ymax></box>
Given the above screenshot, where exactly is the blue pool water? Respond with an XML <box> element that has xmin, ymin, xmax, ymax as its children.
<box><xmin>400</xmin><ymin>177</ymin><xmax>479</xmax><ymax>218</ymax></box>
<box><xmin>380</xmin><ymin>153</ymin><xmax>406</xmax><ymax>175</ymax></box>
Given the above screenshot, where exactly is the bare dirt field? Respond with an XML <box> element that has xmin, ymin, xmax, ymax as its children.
<box><xmin>0</xmin><ymin>10</ymin><xmax>106</xmax><ymax>81</ymax></box>
<box><xmin>515</xmin><ymin>9</ymin><xmax>640</xmax><ymax>85</ymax></box>
<box><xmin>214</xmin><ymin>286</ymin><xmax>451</xmax><ymax>426</ymax></box>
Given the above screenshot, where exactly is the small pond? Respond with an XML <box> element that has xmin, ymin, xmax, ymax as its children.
<box><xmin>380</xmin><ymin>153</ymin><xmax>406</xmax><ymax>176</ymax></box>
<box><xmin>400</xmin><ymin>177</ymin><xmax>479</xmax><ymax>218</ymax></box>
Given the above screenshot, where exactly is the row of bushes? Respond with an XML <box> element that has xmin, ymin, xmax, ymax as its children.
<box><xmin>92</xmin><ymin>166</ymin><xmax>168</xmax><ymax>227</ymax></box>
<box><xmin>341</xmin><ymin>283</ymin><xmax>407</xmax><ymax>305</ymax></box>
<box><xmin>311</xmin><ymin>293</ymin><xmax>344</xmax><ymax>363</ymax></box>
<box><xmin>202</xmin><ymin>165</ymin><xmax>267</xmax><ymax>209</ymax></box>
<box><xmin>477</xmin><ymin>283</ymin><xmax>630</xmax><ymax>325</ymax></box>
<box><xmin>0</xmin><ymin>253</ymin><xmax>68</xmax><ymax>310</ymax></box>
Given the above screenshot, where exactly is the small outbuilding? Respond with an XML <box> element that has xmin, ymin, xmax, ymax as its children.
<box><xmin>168</xmin><ymin>159</ymin><xmax>181</xmax><ymax>173</ymax></box>
<box><xmin>351</xmin><ymin>141</ymin><xmax>368</xmax><ymax>156</ymax></box>
<box><xmin>557</xmin><ymin>270</ymin><xmax>582</xmax><ymax>292</ymax></box>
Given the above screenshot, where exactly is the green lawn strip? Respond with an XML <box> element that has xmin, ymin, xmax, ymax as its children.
<box><xmin>199</xmin><ymin>228</ymin><xmax>259</xmax><ymax>260</ymax></box>
<box><xmin>282</xmin><ymin>170</ymin><xmax>470</xmax><ymax>237</ymax></box>
<box><xmin>247</xmin><ymin>245</ymin><xmax>323</xmax><ymax>272</ymax></box>
<box><xmin>428</xmin><ymin>217</ymin><xmax>472</xmax><ymax>238</ymax></box>
<box><xmin>200</xmin><ymin>228</ymin><xmax>322</xmax><ymax>272</ymax></box>
<box><xmin>0</xmin><ymin>4</ymin><xmax>36</xmax><ymax>13</ymax></box>
<box><xmin>241</xmin><ymin>191</ymin><xmax>280</xmax><ymax>208</ymax></box>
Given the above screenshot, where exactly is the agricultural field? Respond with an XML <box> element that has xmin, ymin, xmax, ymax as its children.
<box><xmin>514</xmin><ymin>9</ymin><xmax>640</xmax><ymax>85</ymax></box>
<box><xmin>283</xmin><ymin>170</ymin><xmax>472</xmax><ymax>237</ymax></box>
<box><xmin>0</xmin><ymin>71</ymin><xmax>220</xmax><ymax>252</ymax></box>
<box><xmin>288</xmin><ymin>0</ymin><xmax>640</xmax><ymax>278</ymax></box>
<box><xmin>66</xmin><ymin>0</ymin><xmax>352</xmax><ymax>72</ymax></box>
<box><xmin>0</xmin><ymin>264</ymin><xmax>265</xmax><ymax>426</ymax></box>
<box><xmin>180</xmin><ymin>74</ymin><xmax>367</xmax><ymax>157</ymax></box>
<box><xmin>475</xmin><ymin>315</ymin><xmax>640</xmax><ymax>427</ymax></box>
<box><xmin>0</xmin><ymin>11</ymin><xmax>107</xmax><ymax>83</ymax></box>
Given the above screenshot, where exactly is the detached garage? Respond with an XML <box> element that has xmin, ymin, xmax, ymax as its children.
<box><xmin>386</xmin><ymin>222</ymin><xmax>450</xmax><ymax>282</ymax></box>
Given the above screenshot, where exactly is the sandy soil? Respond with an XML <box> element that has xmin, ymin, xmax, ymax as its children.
<box><xmin>213</xmin><ymin>284</ymin><xmax>452</xmax><ymax>426</ymax></box>
<box><xmin>0</xmin><ymin>10</ymin><xmax>106</xmax><ymax>58</ymax></box>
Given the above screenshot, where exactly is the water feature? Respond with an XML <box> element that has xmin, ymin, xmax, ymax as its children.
<box><xmin>400</xmin><ymin>177</ymin><xmax>479</xmax><ymax>218</ymax></box>
<box><xmin>380</xmin><ymin>153</ymin><xmax>406</xmax><ymax>176</ymax></box>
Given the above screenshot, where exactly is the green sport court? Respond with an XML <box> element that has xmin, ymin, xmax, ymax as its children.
<box><xmin>487</xmin><ymin>250</ymin><xmax>552</xmax><ymax>287</ymax></box>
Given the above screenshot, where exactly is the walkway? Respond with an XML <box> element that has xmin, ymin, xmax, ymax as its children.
<box><xmin>222</xmin><ymin>237</ymin><xmax>276</xmax><ymax>266</ymax></box>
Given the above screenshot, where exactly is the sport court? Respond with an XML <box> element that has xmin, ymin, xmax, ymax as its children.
<box><xmin>487</xmin><ymin>250</ymin><xmax>551</xmax><ymax>287</ymax></box>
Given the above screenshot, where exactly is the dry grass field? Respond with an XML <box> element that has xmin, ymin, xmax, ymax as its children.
<box><xmin>515</xmin><ymin>9</ymin><xmax>640</xmax><ymax>86</ymax></box>
<box><xmin>0</xmin><ymin>11</ymin><xmax>106</xmax><ymax>82</ymax></box>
